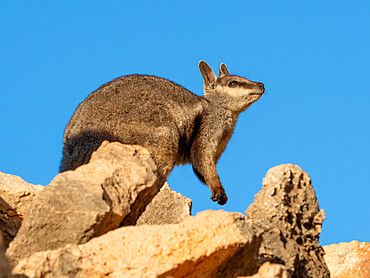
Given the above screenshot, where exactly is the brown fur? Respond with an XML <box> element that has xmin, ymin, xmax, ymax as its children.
<box><xmin>60</xmin><ymin>61</ymin><xmax>264</xmax><ymax>205</ymax></box>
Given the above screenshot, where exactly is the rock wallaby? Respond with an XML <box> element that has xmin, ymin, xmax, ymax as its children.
<box><xmin>60</xmin><ymin>61</ymin><xmax>265</xmax><ymax>205</ymax></box>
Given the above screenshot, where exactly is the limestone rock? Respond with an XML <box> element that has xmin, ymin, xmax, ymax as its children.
<box><xmin>0</xmin><ymin>233</ymin><xmax>11</xmax><ymax>278</ymax></box>
<box><xmin>0</xmin><ymin>171</ymin><xmax>43</xmax><ymax>246</ymax></box>
<box><xmin>239</xmin><ymin>262</ymin><xmax>290</xmax><ymax>278</ymax></box>
<box><xmin>323</xmin><ymin>241</ymin><xmax>370</xmax><ymax>278</ymax></box>
<box><xmin>245</xmin><ymin>164</ymin><xmax>330</xmax><ymax>278</ymax></box>
<box><xmin>0</xmin><ymin>171</ymin><xmax>43</xmax><ymax>215</ymax></box>
<box><xmin>13</xmin><ymin>210</ymin><xmax>262</xmax><ymax>278</ymax></box>
<box><xmin>6</xmin><ymin>141</ymin><xmax>158</xmax><ymax>267</ymax></box>
<box><xmin>136</xmin><ymin>182</ymin><xmax>192</xmax><ymax>225</ymax></box>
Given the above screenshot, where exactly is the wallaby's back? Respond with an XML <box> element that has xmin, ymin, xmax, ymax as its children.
<box><xmin>61</xmin><ymin>74</ymin><xmax>205</xmax><ymax>178</ymax></box>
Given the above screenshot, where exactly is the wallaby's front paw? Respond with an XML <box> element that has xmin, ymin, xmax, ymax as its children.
<box><xmin>211</xmin><ymin>190</ymin><xmax>228</xmax><ymax>205</ymax></box>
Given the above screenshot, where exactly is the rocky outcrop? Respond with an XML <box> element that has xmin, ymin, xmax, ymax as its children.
<box><xmin>245</xmin><ymin>164</ymin><xmax>330</xmax><ymax>278</ymax></box>
<box><xmin>6</xmin><ymin>141</ymin><xmax>158</xmax><ymax>267</ymax></box>
<box><xmin>0</xmin><ymin>171</ymin><xmax>43</xmax><ymax>246</ymax></box>
<box><xmin>323</xmin><ymin>241</ymin><xmax>370</xmax><ymax>278</ymax></box>
<box><xmin>1</xmin><ymin>151</ymin><xmax>346</xmax><ymax>278</ymax></box>
<box><xmin>136</xmin><ymin>182</ymin><xmax>192</xmax><ymax>225</ymax></box>
<box><xmin>13</xmin><ymin>210</ymin><xmax>262</xmax><ymax>278</ymax></box>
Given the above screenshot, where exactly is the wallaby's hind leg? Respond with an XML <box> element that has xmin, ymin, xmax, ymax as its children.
<box><xmin>145</xmin><ymin>139</ymin><xmax>178</xmax><ymax>191</ymax></box>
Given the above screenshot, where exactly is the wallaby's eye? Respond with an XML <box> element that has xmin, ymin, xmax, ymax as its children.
<box><xmin>228</xmin><ymin>81</ymin><xmax>238</xmax><ymax>88</ymax></box>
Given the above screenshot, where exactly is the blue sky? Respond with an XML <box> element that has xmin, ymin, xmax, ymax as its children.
<box><xmin>0</xmin><ymin>1</ymin><xmax>369</xmax><ymax>245</ymax></box>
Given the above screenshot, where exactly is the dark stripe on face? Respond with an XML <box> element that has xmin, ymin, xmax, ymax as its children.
<box><xmin>238</xmin><ymin>82</ymin><xmax>254</xmax><ymax>89</ymax></box>
<box><xmin>218</xmin><ymin>76</ymin><xmax>259</xmax><ymax>90</ymax></box>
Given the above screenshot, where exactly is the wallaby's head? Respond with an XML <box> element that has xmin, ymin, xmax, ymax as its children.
<box><xmin>199</xmin><ymin>61</ymin><xmax>264</xmax><ymax>113</ymax></box>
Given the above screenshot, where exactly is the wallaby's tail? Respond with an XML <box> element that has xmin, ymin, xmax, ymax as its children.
<box><xmin>59</xmin><ymin>130</ymin><xmax>115</xmax><ymax>172</ymax></box>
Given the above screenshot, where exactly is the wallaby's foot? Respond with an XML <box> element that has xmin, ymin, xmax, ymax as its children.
<box><xmin>211</xmin><ymin>189</ymin><xmax>228</xmax><ymax>205</ymax></box>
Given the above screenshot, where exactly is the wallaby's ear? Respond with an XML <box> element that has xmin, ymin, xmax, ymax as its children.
<box><xmin>199</xmin><ymin>61</ymin><xmax>217</xmax><ymax>90</ymax></box>
<box><xmin>219</xmin><ymin>63</ymin><xmax>230</xmax><ymax>77</ymax></box>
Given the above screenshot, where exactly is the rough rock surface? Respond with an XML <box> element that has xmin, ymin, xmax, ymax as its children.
<box><xmin>13</xmin><ymin>210</ymin><xmax>262</xmax><ymax>278</ymax></box>
<box><xmin>239</xmin><ymin>262</ymin><xmax>290</xmax><ymax>278</ymax></box>
<box><xmin>245</xmin><ymin>164</ymin><xmax>329</xmax><ymax>278</ymax></box>
<box><xmin>0</xmin><ymin>171</ymin><xmax>43</xmax><ymax>246</ymax></box>
<box><xmin>323</xmin><ymin>241</ymin><xmax>370</xmax><ymax>278</ymax></box>
<box><xmin>6</xmin><ymin>141</ymin><xmax>158</xmax><ymax>267</ymax></box>
<box><xmin>136</xmin><ymin>182</ymin><xmax>192</xmax><ymax>225</ymax></box>
<box><xmin>0</xmin><ymin>233</ymin><xmax>11</xmax><ymax>278</ymax></box>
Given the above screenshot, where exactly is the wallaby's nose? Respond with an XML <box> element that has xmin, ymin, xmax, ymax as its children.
<box><xmin>257</xmin><ymin>82</ymin><xmax>265</xmax><ymax>92</ymax></box>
